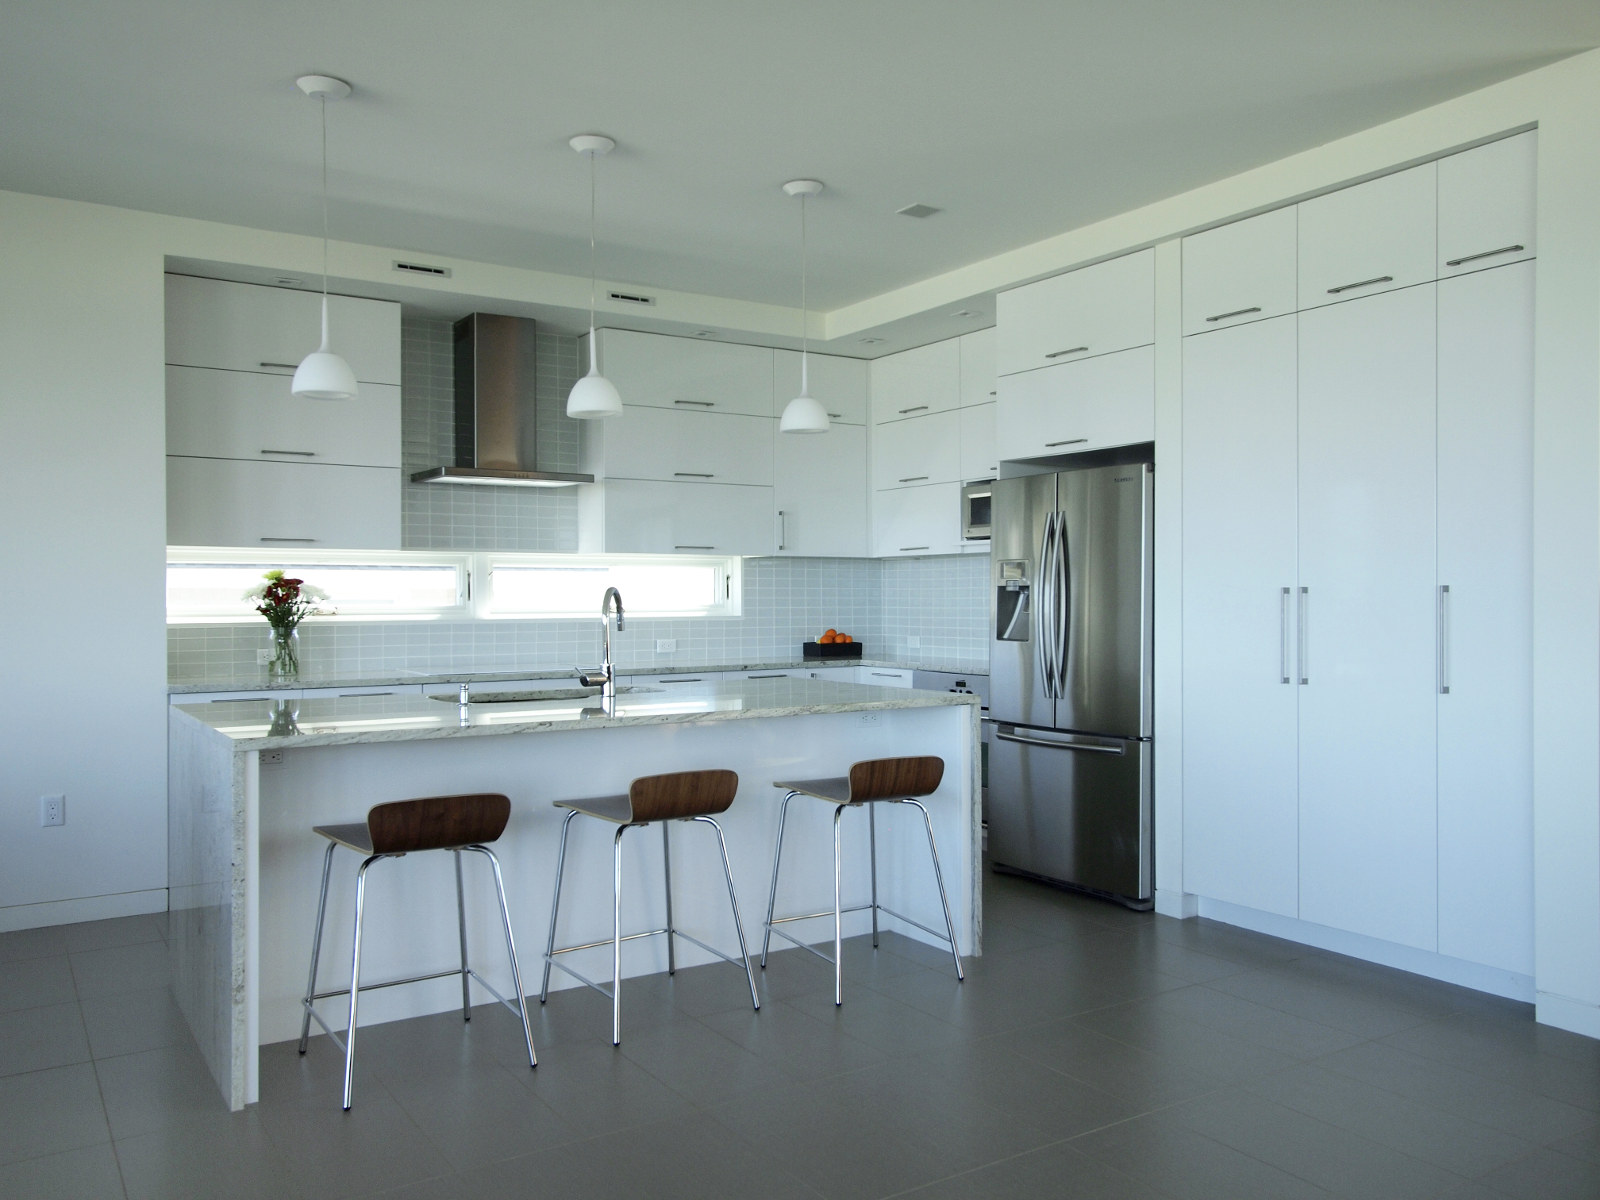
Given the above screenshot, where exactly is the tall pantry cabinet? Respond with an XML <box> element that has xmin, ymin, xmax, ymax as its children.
<box><xmin>1180</xmin><ymin>131</ymin><xmax>1535</xmax><ymax>976</ymax></box>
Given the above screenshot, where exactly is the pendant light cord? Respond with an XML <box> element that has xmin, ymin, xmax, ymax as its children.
<box><xmin>319</xmin><ymin>95</ymin><xmax>330</xmax><ymax>303</ymax></box>
<box><xmin>799</xmin><ymin>191</ymin><xmax>809</xmax><ymax>390</ymax></box>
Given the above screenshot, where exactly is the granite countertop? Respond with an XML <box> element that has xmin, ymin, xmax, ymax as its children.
<box><xmin>171</xmin><ymin>675</ymin><xmax>981</xmax><ymax>751</ymax></box>
<box><xmin>167</xmin><ymin>657</ymin><xmax>988</xmax><ymax>694</ymax></box>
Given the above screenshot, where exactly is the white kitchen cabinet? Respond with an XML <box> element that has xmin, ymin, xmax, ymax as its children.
<box><xmin>959</xmin><ymin>403</ymin><xmax>998</xmax><ymax>481</ymax></box>
<box><xmin>996</xmin><ymin>249</ymin><xmax>1154</xmax><ymax>377</ymax></box>
<box><xmin>1437</xmin><ymin>131</ymin><xmax>1537</xmax><ymax>279</ymax></box>
<box><xmin>869</xmin><ymin>339</ymin><xmax>961</xmax><ymax>424</ymax></box>
<box><xmin>1181</xmin><ymin>206</ymin><xmax>1298</xmax><ymax>336</ymax></box>
<box><xmin>958</xmin><ymin>328</ymin><xmax>997</xmax><ymax>407</ymax></box>
<box><xmin>775</xmin><ymin>350</ymin><xmax>868</xmax><ymax>425</ymax></box>
<box><xmin>594</xmin><ymin>329</ymin><xmax>775</xmax><ymax>417</ymax></box>
<box><xmin>165</xmin><ymin>366</ymin><xmax>401</xmax><ymax>469</ymax></box>
<box><xmin>996</xmin><ymin>344</ymin><xmax>1154</xmax><ymax>461</ymax></box>
<box><xmin>1180</xmin><ymin>314</ymin><xmax>1301</xmax><ymax>919</ymax></box>
<box><xmin>872</xmin><ymin>481</ymin><xmax>961</xmax><ymax>557</ymax></box>
<box><xmin>166</xmin><ymin>456</ymin><xmax>401</xmax><ymax>549</ymax></box>
<box><xmin>164</xmin><ymin>275</ymin><xmax>401</xmax><ymax>386</ymax></box>
<box><xmin>580</xmin><ymin>479</ymin><xmax>775</xmax><ymax>556</ymax></box>
<box><xmin>581</xmin><ymin>405</ymin><xmax>774</xmax><ymax>487</ymax></box>
<box><xmin>1436</xmin><ymin>261</ymin><xmax>1535</xmax><ymax>975</ymax></box>
<box><xmin>774</xmin><ymin>422</ymin><xmax>867</xmax><ymax>558</ymax></box>
<box><xmin>1296</xmin><ymin>285</ymin><xmax>1439</xmax><ymax>951</ymax></box>
<box><xmin>1297</xmin><ymin>162</ymin><xmax>1436</xmax><ymax>309</ymax></box>
<box><xmin>871</xmin><ymin>409</ymin><xmax>961</xmax><ymax>491</ymax></box>
<box><xmin>855</xmin><ymin>667</ymin><xmax>913</xmax><ymax>687</ymax></box>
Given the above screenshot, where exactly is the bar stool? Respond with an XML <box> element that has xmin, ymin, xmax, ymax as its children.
<box><xmin>540</xmin><ymin>769</ymin><xmax>760</xmax><ymax>1045</ymax></box>
<box><xmin>762</xmin><ymin>756</ymin><xmax>964</xmax><ymax>1005</ymax></box>
<box><xmin>298</xmin><ymin>792</ymin><xmax>536</xmax><ymax>1109</ymax></box>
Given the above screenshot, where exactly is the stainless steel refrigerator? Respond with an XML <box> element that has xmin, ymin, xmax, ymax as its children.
<box><xmin>988</xmin><ymin>461</ymin><xmax>1154</xmax><ymax>906</ymax></box>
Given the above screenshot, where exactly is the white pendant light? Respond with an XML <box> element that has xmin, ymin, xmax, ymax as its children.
<box><xmin>779</xmin><ymin>179</ymin><xmax>829</xmax><ymax>434</ymax></box>
<box><xmin>567</xmin><ymin>134</ymin><xmax>623</xmax><ymax>419</ymax></box>
<box><xmin>292</xmin><ymin>75</ymin><xmax>358</xmax><ymax>401</ymax></box>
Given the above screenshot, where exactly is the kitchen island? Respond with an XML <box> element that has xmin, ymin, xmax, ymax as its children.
<box><xmin>169</xmin><ymin>676</ymin><xmax>981</xmax><ymax>1109</ymax></box>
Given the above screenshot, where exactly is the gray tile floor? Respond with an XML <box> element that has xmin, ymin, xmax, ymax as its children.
<box><xmin>2</xmin><ymin>875</ymin><xmax>1598</xmax><ymax>1199</ymax></box>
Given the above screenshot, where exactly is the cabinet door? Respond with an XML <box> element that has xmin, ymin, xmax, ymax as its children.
<box><xmin>1181</xmin><ymin>206</ymin><xmax>1298</xmax><ymax>336</ymax></box>
<box><xmin>870</xmin><ymin>409</ymin><xmax>961</xmax><ymax>490</ymax></box>
<box><xmin>1436</xmin><ymin>262</ymin><xmax>1534</xmax><ymax>975</ymax></box>
<box><xmin>600</xmin><ymin>480</ymin><xmax>776</xmax><ymax>556</ymax></box>
<box><xmin>996</xmin><ymin>249</ymin><xmax>1154</xmax><ymax>376</ymax></box>
<box><xmin>872</xmin><ymin>482</ymin><xmax>961</xmax><ymax>557</ymax></box>
<box><xmin>959</xmin><ymin>403</ymin><xmax>998</xmax><ymax>481</ymax></box>
<box><xmin>166</xmin><ymin>457</ymin><xmax>401</xmax><ymax>549</ymax></box>
<box><xmin>591</xmin><ymin>407</ymin><xmax>774</xmax><ymax>486</ymax></box>
<box><xmin>869</xmin><ymin>339</ymin><xmax>960</xmax><ymax>424</ymax></box>
<box><xmin>1297</xmin><ymin>162</ymin><xmax>1436</xmax><ymax>309</ymax></box>
<box><xmin>1181</xmin><ymin>315</ymin><xmax>1301</xmax><ymax>917</ymax></box>
<box><xmin>1438</xmin><ymin>131</ymin><xmax>1537</xmax><ymax>279</ymax></box>
<box><xmin>166</xmin><ymin>367</ymin><xmax>401</xmax><ymax>468</ymax></box>
<box><xmin>595</xmin><ymin>329</ymin><xmax>775</xmax><ymax>416</ymax></box>
<box><xmin>995</xmin><ymin>345</ymin><xmax>1154</xmax><ymax>461</ymax></box>
<box><xmin>164</xmin><ymin>275</ymin><xmax>401</xmax><ymax>386</ymax></box>
<box><xmin>1296</xmin><ymin>285</ymin><xmax>1438</xmax><ymax>950</ymax></box>
<box><xmin>775</xmin><ymin>350</ymin><xmax>868</xmax><ymax>424</ymax></box>
<box><xmin>775</xmin><ymin>423</ymin><xmax>868</xmax><ymax>557</ymax></box>
<box><xmin>958</xmin><ymin>328</ymin><xmax>997</xmax><ymax>407</ymax></box>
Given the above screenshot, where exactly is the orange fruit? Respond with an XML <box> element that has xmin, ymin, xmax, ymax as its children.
<box><xmin>823</xmin><ymin>628</ymin><xmax>837</xmax><ymax>638</ymax></box>
<box><xmin>842</xmin><ymin>634</ymin><xmax>853</xmax><ymax>643</ymax></box>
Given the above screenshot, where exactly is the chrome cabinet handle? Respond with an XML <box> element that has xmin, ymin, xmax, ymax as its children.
<box><xmin>1445</xmin><ymin>244</ymin><xmax>1524</xmax><ymax>268</ymax></box>
<box><xmin>827</xmin><ymin>412</ymin><xmax>842</xmax><ymax>419</ymax></box>
<box><xmin>1280</xmin><ymin>587</ymin><xmax>1292</xmax><ymax>684</ymax></box>
<box><xmin>996</xmin><ymin>730</ymin><xmax>1124</xmax><ymax>754</ymax></box>
<box><xmin>657</xmin><ymin>677</ymin><xmax>703</xmax><ymax>683</ymax></box>
<box><xmin>260</xmin><ymin>449</ymin><xmax>316</xmax><ymax>457</ymax></box>
<box><xmin>776</xmin><ymin>510</ymin><xmax>788</xmax><ymax>551</ymax></box>
<box><xmin>674</xmin><ymin>544</ymin><xmax>714</xmax><ymax>550</ymax></box>
<box><xmin>1438</xmin><ymin>584</ymin><xmax>1451</xmax><ymax>694</ymax></box>
<box><xmin>673</xmin><ymin>399</ymin><xmax>715</xmax><ymax>407</ymax></box>
<box><xmin>1045</xmin><ymin>438</ymin><xmax>1088</xmax><ymax>448</ymax></box>
<box><xmin>1327</xmin><ymin>275</ymin><xmax>1393</xmax><ymax>295</ymax></box>
<box><xmin>899</xmin><ymin>545</ymin><xmax>930</xmax><ymax>552</ymax></box>
<box><xmin>746</xmin><ymin>673</ymin><xmax>787</xmax><ymax>679</ymax></box>
<box><xmin>1045</xmin><ymin>346</ymin><xmax>1089</xmax><ymax>359</ymax></box>
<box><xmin>1298</xmin><ymin>587</ymin><xmax>1309</xmax><ymax>685</ymax></box>
<box><xmin>898</xmin><ymin>475</ymin><xmax>929</xmax><ymax>483</ymax></box>
<box><xmin>1206</xmin><ymin>306</ymin><xmax>1262</xmax><ymax>323</ymax></box>
<box><xmin>870</xmin><ymin>672</ymin><xmax>903</xmax><ymax>678</ymax></box>
<box><xmin>339</xmin><ymin>691</ymin><xmax>393</xmax><ymax>698</ymax></box>
<box><xmin>673</xmin><ymin>472</ymin><xmax>714</xmax><ymax>478</ymax></box>
<box><xmin>260</xmin><ymin>536</ymin><xmax>316</xmax><ymax>543</ymax></box>
<box><xmin>898</xmin><ymin>405</ymin><xmax>929</xmax><ymax>415</ymax></box>
<box><xmin>259</xmin><ymin>361</ymin><xmax>299</xmax><ymax>370</ymax></box>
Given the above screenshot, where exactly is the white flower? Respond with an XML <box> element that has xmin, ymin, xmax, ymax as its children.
<box><xmin>299</xmin><ymin>584</ymin><xmax>330</xmax><ymax>602</ymax></box>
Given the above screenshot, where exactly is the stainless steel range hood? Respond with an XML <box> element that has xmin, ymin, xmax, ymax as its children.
<box><xmin>410</xmin><ymin>312</ymin><xmax>594</xmax><ymax>488</ymax></box>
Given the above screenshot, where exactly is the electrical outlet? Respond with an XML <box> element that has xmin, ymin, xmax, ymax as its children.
<box><xmin>907</xmin><ymin>636</ymin><xmax>921</xmax><ymax>649</ymax></box>
<box><xmin>858</xmin><ymin>712</ymin><xmax>879</xmax><ymax>724</ymax></box>
<box><xmin>656</xmin><ymin>639</ymin><xmax>677</xmax><ymax>653</ymax></box>
<box><xmin>256</xmin><ymin>648</ymin><xmax>274</xmax><ymax>664</ymax></box>
<box><xmin>39</xmin><ymin>795</ymin><xmax>65</xmax><ymax>827</ymax></box>
<box><xmin>260</xmin><ymin>749</ymin><xmax>284</xmax><ymax>767</ymax></box>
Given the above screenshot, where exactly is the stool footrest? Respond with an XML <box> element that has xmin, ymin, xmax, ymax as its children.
<box><xmin>304</xmin><ymin>966</ymin><xmax>527</xmax><ymax>1037</ymax></box>
<box><xmin>548</xmin><ymin>927</ymin><xmax>669</xmax><ymax>957</ymax></box>
<box><xmin>765</xmin><ymin>923</ymin><xmax>838</xmax><ymax>965</ymax></box>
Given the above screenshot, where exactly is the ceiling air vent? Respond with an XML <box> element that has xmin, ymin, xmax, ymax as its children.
<box><xmin>896</xmin><ymin>203</ymin><xmax>941</xmax><ymax>219</ymax></box>
<box><xmin>393</xmin><ymin>260</ymin><xmax>452</xmax><ymax>278</ymax></box>
<box><xmin>607</xmin><ymin>290</ymin><xmax>655</xmax><ymax>306</ymax></box>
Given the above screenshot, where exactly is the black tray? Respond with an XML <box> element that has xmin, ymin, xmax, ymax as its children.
<box><xmin>803</xmin><ymin>641</ymin><xmax>863</xmax><ymax>659</ymax></box>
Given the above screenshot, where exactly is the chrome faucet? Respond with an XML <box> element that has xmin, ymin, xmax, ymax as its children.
<box><xmin>576</xmin><ymin>587</ymin><xmax>626</xmax><ymax>701</ymax></box>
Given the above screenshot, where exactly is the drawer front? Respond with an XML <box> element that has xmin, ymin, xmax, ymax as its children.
<box><xmin>872</xmin><ymin>481</ymin><xmax>961</xmax><ymax>557</ymax></box>
<box><xmin>1298</xmin><ymin>162</ymin><xmax>1436</xmax><ymax>309</ymax></box>
<box><xmin>164</xmin><ymin>275</ymin><xmax>401</xmax><ymax>385</ymax></box>
<box><xmin>596</xmin><ymin>329</ymin><xmax>775</xmax><ymax>416</ymax></box>
<box><xmin>1437</xmin><ymin>131</ymin><xmax>1536</xmax><ymax>278</ymax></box>
<box><xmin>869</xmin><ymin>339</ymin><xmax>961</xmax><ymax>424</ymax></box>
<box><xmin>996</xmin><ymin>345</ymin><xmax>1154</xmax><ymax>460</ymax></box>
<box><xmin>775</xmin><ymin>350</ymin><xmax>868</xmax><ymax>425</ymax></box>
<box><xmin>166</xmin><ymin>456</ymin><xmax>401</xmax><ymax>549</ymax></box>
<box><xmin>166</xmin><ymin>366</ymin><xmax>400</xmax><ymax>468</ymax></box>
<box><xmin>601</xmin><ymin>480</ymin><xmax>776</xmax><ymax>556</ymax></box>
<box><xmin>997</xmin><ymin>249</ymin><xmax>1154</xmax><ymax>376</ymax></box>
<box><xmin>857</xmin><ymin>667</ymin><xmax>914</xmax><ymax>687</ymax></box>
<box><xmin>870</xmin><ymin>409</ymin><xmax>962</xmax><ymax>490</ymax></box>
<box><xmin>1182</xmin><ymin>206</ymin><xmax>1298</xmax><ymax>336</ymax></box>
<box><xmin>597</xmin><ymin>406</ymin><xmax>774</xmax><ymax>486</ymax></box>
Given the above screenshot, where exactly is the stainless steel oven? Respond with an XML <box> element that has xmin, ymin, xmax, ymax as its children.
<box><xmin>961</xmin><ymin>479</ymin><xmax>993</xmax><ymax>541</ymax></box>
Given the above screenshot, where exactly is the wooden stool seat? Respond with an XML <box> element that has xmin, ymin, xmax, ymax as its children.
<box><xmin>772</xmin><ymin>756</ymin><xmax>945</xmax><ymax>809</ymax></box>
<box><xmin>554</xmin><ymin>768</ymin><xmax>738</xmax><ymax>826</ymax></box>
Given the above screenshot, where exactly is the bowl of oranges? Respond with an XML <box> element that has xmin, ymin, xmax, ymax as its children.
<box><xmin>803</xmin><ymin>629</ymin><xmax>862</xmax><ymax>659</ymax></box>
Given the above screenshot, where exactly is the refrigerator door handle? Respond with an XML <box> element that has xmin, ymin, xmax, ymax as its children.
<box><xmin>1438</xmin><ymin>584</ymin><xmax>1451</xmax><ymax>695</ymax></box>
<box><xmin>1298</xmin><ymin>586</ymin><xmax>1309</xmax><ymax>685</ymax></box>
<box><xmin>1056</xmin><ymin>506</ymin><xmax>1072</xmax><ymax>693</ymax></box>
<box><xmin>1280</xmin><ymin>586</ymin><xmax>1292</xmax><ymax>684</ymax></box>
<box><xmin>1036</xmin><ymin>513</ymin><xmax>1059</xmax><ymax>698</ymax></box>
<box><xmin>996</xmin><ymin>729</ymin><xmax>1126</xmax><ymax>755</ymax></box>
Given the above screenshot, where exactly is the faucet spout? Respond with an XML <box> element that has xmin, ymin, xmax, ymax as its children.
<box><xmin>580</xmin><ymin>587</ymin><xmax>627</xmax><ymax>701</ymax></box>
<box><xmin>602</xmin><ymin>587</ymin><xmax>625</xmax><ymax>630</ymax></box>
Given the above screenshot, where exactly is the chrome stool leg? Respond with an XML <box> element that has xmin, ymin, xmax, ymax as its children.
<box><xmin>761</xmin><ymin>789</ymin><xmax>797</xmax><ymax>967</ymax></box>
<box><xmin>662</xmin><ymin>821</ymin><xmax>677</xmax><ymax>975</ymax></box>
<box><xmin>869</xmin><ymin>803</ymin><xmax>880</xmax><ymax>949</ymax></box>
<box><xmin>541</xmin><ymin>809</ymin><xmax>579</xmax><ymax>1003</ymax></box>
<box><xmin>696</xmin><ymin>815</ymin><xmax>761</xmax><ymax>1011</ymax></box>
<box><xmin>612</xmin><ymin>824</ymin><xmax>628</xmax><ymax>1046</ymax></box>
<box><xmin>471</xmin><ymin>844</ymin><xmax>537</xmax><ymax>1069</ymax></box>
<box><xmin>833</xmin><ymin>804</ymin><xmax>846</xmax><ymax>1006</ymax></box>
<box><xmin>343</xmin><ymin>854</ymin><xmax>380</xmax><ymax>1110</ymax></box>
<box><xmin>454</xmin><ymin>849</ymin><xmax>472</xmax><ymax>1021</ymax></box>
<box><xmin>299</xmin><ymin>839</ymin><xmax>337</xmax><ymax>1054</ymax></box>
<box><xmin>903</xmin><ymin>798</ymin><xmax>964</xmax><ymax>981</ymax></box>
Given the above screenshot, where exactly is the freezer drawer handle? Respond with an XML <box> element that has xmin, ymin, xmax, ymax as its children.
<box><xmin>996</xmin><ymin>730</ymin><xmax>1125</xmax><ymax>755</ymax></box>
<box><xmin>1326</xmin><ymin>274</ymin><xmax>1393</xmax><ymax>295</ymax></box>
<box><xmin>1445</xmin><ymin>245</ymin><xmax>1524</xmax><ymax>268</ymax></box>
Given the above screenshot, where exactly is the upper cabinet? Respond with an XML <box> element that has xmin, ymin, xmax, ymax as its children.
<box><xmin>1297</xmin><ymin>162</ymin><xmax>1436</xmax><ymax>309</ymax></box>
<box><xmin>1181</xmin><ymin>206</ymin><xmax>1298</xmax><ymax>336</ymax></box>
<box><xmin>775</xmin><ymin>423</ymin><xmax>868</xmax><ymax>558</ymax></box>
<box><xmin>164</xmin><ymin>275</ymin><xmax>401</xmax><ymax>386</ymax></box>
<box><xmin>996</xmin><ymin>249</ymin><xmax>1154</xmax><ymax>377</ymax></box>
<box><xmin>1437</xmin><ymin>131</ymin><xmax>1537</xmax><ymax>278</ymax></box>
<box><xmin>775</xmin><ymin>350</ymin><xmax>868</xmax><ymax>425</ymax></box>
<box><xmin>958</xmin><ymin>328</ymin><xmax>997</xmax><ymax>407</ymax></box>
<box><xmin>593</xmin><ymin>329</ymin><xmax>775</xmax><ymax>416</ymax></box>
<box><xmin>996</xmin><ymin>345</ymin><xmax>1155</xmax><ymax>461</ymax></box>
<box><xmin>869</xmin><ymin>339</ymin><xmax>961</xmax><ymax>423</ymax></box>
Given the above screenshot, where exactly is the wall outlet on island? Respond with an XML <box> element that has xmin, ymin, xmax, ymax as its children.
<box><xmin>39</xmin><ymin>795</ymin><xmax>65</xmax><ymax>827</ymax></box>
<box><xmin>256</xmin><ymin>648</ymin><xmax>274</xmax><ymax>664</ymax></box>
<box><xmin>656</xmin><ymin>639</ymin><xmax>677</xmax><ymax>654</ymax></box>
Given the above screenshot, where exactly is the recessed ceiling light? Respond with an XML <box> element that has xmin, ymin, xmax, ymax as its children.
<box><xmin>896</xmin><ymin>203</ymin><xmax>941</xmax><ymax>219</ymax></box>
<box><xmin>952</xmin><ymin>309</ymin><xmax>974</xmax><ymax>318</ymax></box>
<box><xmin>858</xmin><ymin>336</ymin><xmax>886</xmax><ymax>344</ymax></box>
<box><xmin>275</xmin><ymin>276</ymin><xmax>305</xmax><ymax>287</ymax></box>
<box><xmin>693</xmin><ymin>330</ymin><xmax>717</xmax><ymax>338</ymax></box>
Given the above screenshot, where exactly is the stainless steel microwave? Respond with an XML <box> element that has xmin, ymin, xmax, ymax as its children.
<box><xmin>961</xmin><ymin>480</ymin><xmax>993</xmax><ymax>541</ymax></box>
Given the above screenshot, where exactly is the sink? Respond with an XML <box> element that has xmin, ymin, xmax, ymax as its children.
<box><xmin>429</xmin><ymin>686</ymin><xmax>662</xmax><ymax>704</ymax></box>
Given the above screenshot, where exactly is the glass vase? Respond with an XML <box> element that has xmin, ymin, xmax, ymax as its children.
<box><xmin>266</xmin><ymin>625</ymin><xmax>300</xmax><ymax>683</ymax></box>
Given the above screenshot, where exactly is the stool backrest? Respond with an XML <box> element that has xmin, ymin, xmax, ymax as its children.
<box><xmin>847</xmin><ymin>756</ymin><xmax>944</xmax><ymax>803</ymax></box>
<box><xmin>628</xmin><ymin>769</ymin><xmax>739</xmax><ymax>823</ymax></box>
<box><xmin>366</xmin><ymin>793</ymin><xmax>512</xmax><ymax>854</ymax></box>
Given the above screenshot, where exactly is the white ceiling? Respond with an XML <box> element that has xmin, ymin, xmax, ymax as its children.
<box><xmin>3</xmin><ymin>1</ymin><xmax>1596</xmax><ymax>323</ymax></box>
